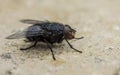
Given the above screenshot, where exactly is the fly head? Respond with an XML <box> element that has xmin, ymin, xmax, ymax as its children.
<box><xmin>64</xmin><ymin>25</ymin><xmax>76</xmax><ymax>39</ymax></box>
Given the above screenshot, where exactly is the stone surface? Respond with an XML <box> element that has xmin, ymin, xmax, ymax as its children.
<box><xmin>0</xmin><ymin>0</ymin><xmax>120</xmax><ymax>75</ymax></box>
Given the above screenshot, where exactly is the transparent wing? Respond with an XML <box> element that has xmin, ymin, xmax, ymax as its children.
<box><xmin>20</xmin><ymin>19</ymin><xmax>49</xmax><ymax>24</ymax></box>
<box><xmin>6</xmin><ymin>27</ymin><xmax>45</xmax><ymax>39</ymax></box>
<box><xmin>6</xmin><ymin>30</ymin><xmax>27</xmax><ymax>39</ymax></box>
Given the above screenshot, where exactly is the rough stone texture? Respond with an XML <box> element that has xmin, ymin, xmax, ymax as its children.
<box><xmin>0</xmin><ymin>0</ymin><xmax>120</xmax><ymax>75</ymax></box>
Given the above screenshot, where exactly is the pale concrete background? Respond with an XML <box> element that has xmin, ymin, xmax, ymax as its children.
<box><xmin>0</xmin><ymin>0</ymin><xmax>120</xmax><ymax>75</ymax></box>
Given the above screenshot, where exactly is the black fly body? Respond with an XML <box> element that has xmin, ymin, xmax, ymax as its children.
<box><xmin>6</xmin><ymin>19</ymin><xmax>84</xmax><ymax>60</ymax></box>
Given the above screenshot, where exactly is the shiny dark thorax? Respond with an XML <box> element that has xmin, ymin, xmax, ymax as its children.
<box><xmin>26</xmin><ymin>22</ymin><xmax>64</xmax><ymax>44</ymax></box>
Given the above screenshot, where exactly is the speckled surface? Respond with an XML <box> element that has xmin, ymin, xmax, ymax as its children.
<box><xmin>1</xmin><ymin>0</ymin><xmax>120</xmax><ymax>75</ymax></box>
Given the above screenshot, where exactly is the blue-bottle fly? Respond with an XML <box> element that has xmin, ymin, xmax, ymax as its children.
<box><xmin>6</xmin><ymin>19</ymin><xmax>84</xmax><ymax>60</ymax></box>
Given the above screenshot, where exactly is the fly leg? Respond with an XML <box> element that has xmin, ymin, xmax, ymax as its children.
<box><xmin>65</xmin><ymin>39</ymin><xmax>82</xmax><ymax>53</ymax></box>
<box><xmin>44</xmin><ymin>39</ymin><xmax>56</xmax><ymax>60</ymax></box>
<box><xmin>24</xmin><ymin>39</ymin><xmax>30</xmax><ymax>43</ymax></box>
<box><xmin>20</xmin><ymin>41</ymin><xmax>38</xmax><ymax>50</ymax></box>
<box><xmin>74</xmin><ymin>36</ymin><xmax>84</xmax><ymax>40</ymax></box>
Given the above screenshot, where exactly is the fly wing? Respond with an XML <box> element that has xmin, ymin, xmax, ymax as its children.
<box><xmin>6</xmin><ymin>30</ymin><xmax>27</xmax><ymax>39</ymax></box>
<box><xmin>20</xmin><ymin>19</ymin><xmax>49</xmax><ymax>24</ymax></box>
<box><xmin>6</xmin><ymin>27</ymin><xmax>46</xmax><ymax>39</ymax></box>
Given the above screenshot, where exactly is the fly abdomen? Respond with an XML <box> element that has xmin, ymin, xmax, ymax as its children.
<box><xmin>26</xmin><ymin>25</ymin><xmax>44</xmax><ymax>37</ymax></box>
